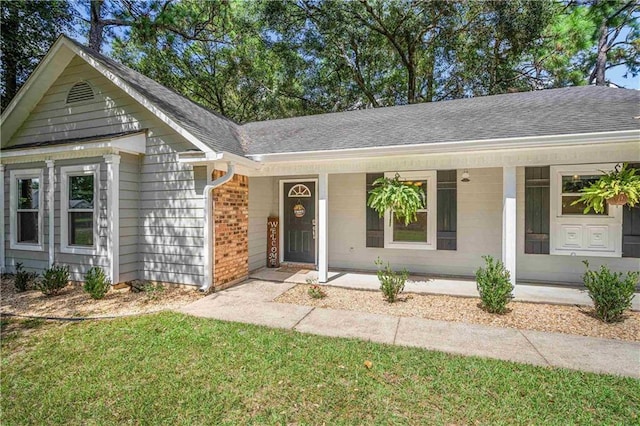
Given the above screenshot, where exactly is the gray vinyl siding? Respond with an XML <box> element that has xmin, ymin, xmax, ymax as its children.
<box><xmin>54</xmin><ymin>157</ymin><xmax>109</xmax><ymax>282</ymax></box>
<box><xmin>6</xmin><ymin>58</ymin><xmax>207</xmax><ymax>286</ymax></box>
<box><xmin>3</xmin><ymin>163</ymin><xmax>49</xmax><ymax>274</ymax></box>
<box><xmin>8</xmin><ymin>57</ymin><xmax>143</xmax><ymax>147</ymax></box>
<box><xmin>119</xmin><ymin>153</ymin><xmax>139</xmax><ymax>282</ymax></box>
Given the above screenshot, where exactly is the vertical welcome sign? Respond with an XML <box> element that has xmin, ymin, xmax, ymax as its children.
<box><xmin>267</xmin><ymin>217</ymin><xmax>279</xmax><ymax>268</ymax></box>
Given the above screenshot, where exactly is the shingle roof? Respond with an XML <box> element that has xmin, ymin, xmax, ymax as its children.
<box><xmin>66</xmin><ymin>37</ymin><xmax>245</xmax><ymax>156</ymax></box>
<box><xmin>240</xmin><ymin>86</ymin><xmax>640</xmax><ymax>156</ymax></box>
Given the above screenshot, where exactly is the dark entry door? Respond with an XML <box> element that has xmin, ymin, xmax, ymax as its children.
<box><xmin>283</xmin><ymin>182</ymin><xmax>316</xmax><ymax>263</ymax></box>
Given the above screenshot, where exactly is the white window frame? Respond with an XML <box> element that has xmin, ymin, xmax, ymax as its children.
<box><xmin>550</xmin><ymin>164</ymin><xmax>622</xmax><ymax>257</ymax></box>
<box><xmin>61</xmin><ymin>164</ymin><xmax>100</xmax><ymax>255</ymax></box>
<box><xmin>9</xmin><ymin>168</ymin><xmax>44</xmax><ymax>251</ymax></box>
<box><xmin>383</xmin><ymin>170</ymin><xmax>437</xmax><ymax>250</ymax></box>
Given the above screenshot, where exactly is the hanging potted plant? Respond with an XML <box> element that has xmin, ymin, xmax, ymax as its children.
<box><xmin>572</xmin><ymin>163</ymin><xmax>640</xmax><ymax>214</ymax></box>
<box><xmin>367</xmin><ymin>173</ymin><xmax>425</xmax><ymax>225</ymax></box>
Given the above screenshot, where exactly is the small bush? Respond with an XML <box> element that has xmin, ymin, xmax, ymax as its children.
<box><xmin>14</xmin><ymin>262</ymin><xmax>38</xmax><ymax>292</ymax></box>
<box><xmin>36</xmin><ymin>264</ymin><xmax>69</xmax><ymax>296</ymax></box>
<box><xmin>307</xmin><ymin>284</ymin><xmax>327</xmax><ymax>299</ymax></box>
<box><xmin>582</xmin><ymin>261</ymin><xmax>638</xmax><ymax>323</ymax></box>
<box><xmin>375</xmin><ymin>258</ymin><xmax>408</xmax><ymax>303</ymax></box>
<box><xmin>475</xmin><ymin>255</ymin><xmax>513</xmax><ymax>314</ymax></box>
<box><xmin>84</xmin><ymin>267</ymin><xmax>111</xmax><ymax>300</ymax></box>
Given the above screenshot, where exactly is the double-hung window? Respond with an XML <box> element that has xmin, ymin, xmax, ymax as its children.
<box><xmin>61</xmin><ymin>164</ymin><xmax>99</xmax><ymax>254</ymax></box>
<box><xmin>550</xmin><ymin>164</ymin><xmax>622</xmax><ymax>257</ymax></box>
<box><xmin>9</xmin><ymin>169</ymin><xmax>44</xmax><ymax>250</ymax></box>
<box><xmin>383</xmin><ymin>171</ymin><xmax>437</xmax><ymax>250</ymax></box>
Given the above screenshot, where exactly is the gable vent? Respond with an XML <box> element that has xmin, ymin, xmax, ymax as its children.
<box><xmin>66</xmin><ymin>81</ymin><xmax>94</xmax><ymax>103</ymax></box>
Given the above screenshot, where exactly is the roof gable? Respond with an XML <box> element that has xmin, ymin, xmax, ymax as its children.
<box><xmin>1</xmin><ymin>36</ymin><xmax>245</xmax><ymax>156</ymax></box>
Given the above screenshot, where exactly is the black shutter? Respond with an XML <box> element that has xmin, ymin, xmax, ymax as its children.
<box><xmin>437</xmin><ymin>170</ymin><xmax>457</xmax><ymax>250</ymax></box>
<box><xmin>366</xmin><ymin>173</ymin><xmax>384</xmax><ymax>247</ymax></box>
<box><xmin>622</xmin><ymin>163</ymin><xmax>640</xmax><ymax>258</ymax></box>
<box><xmin>525</xmin><ymin>166</ymin><xmax>550</xmax><ymax>254</ymax></box>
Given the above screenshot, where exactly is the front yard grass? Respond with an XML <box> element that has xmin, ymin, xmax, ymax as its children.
<box><xmin>2</xmin><ymin>312</ymin><xmax>638</xmax><ymax>425</ymax></box>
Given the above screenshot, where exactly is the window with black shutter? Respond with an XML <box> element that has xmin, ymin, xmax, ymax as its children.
<box><xmin>623</xmin><ymin>163</ymin><xmax>640</xmax><ymax>258</ymax></box>
<box><xmin>365</xmin><ymin>173</ymin><xmax>384</xmax><ymax>247</ymax></box>
<box><xmin>525</xmin><ymin>166</ymin><xmax>550</xmax><ymax>254</ymax></box>
<box><xmin>437</xmin><ymin>170</ymin><xmax>457</xmax><ymax>250</ymax></box>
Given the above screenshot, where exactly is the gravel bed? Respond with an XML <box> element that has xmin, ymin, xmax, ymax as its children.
<box><xmin>275</xmin><ymin>284</ymin><xmax>640</xmax><ymax>342</ymax></box>
<box><xmin>1</xmin><ymin>276</ymin><xmax>203</xmax><ymax>318</ymax></box>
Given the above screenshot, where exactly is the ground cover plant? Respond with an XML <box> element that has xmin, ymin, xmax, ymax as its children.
<box><xmin>35</xmin><ymin>264</ymin><xmax>69</xmax><ymax>296</ymax></box>
<box><xmin>83</xmin><ymin>266</ymin><xmax>110</xmax><ymax>300</ymax></box>
<box><xmin>13</xmin><ymin>262</ymin><xmax>38</xmax><ymax>292</ymax></box>
<box><xmin>375</xmin><ymin>258</ymin><xmax>408</xmax><ymax>303</ymax></box>
<box><xmin>2</xmin><ymin>312</ymin><xmax>638</xmax><ymax>425</ymax></box>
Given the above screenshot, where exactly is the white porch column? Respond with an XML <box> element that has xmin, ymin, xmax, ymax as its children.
<box><xmin>104</xmin><ymin>154</ymin><xmax>121</xmax><ymax>285</ymax></box>
<box><xmin>46</xmin><ymin>160</ymin><xmax>55</xmax><ymax>267</ymax></box>
<box><xmin>318</xmin><ymin>173</ymin><xmax>329</xmax><ymax>283</ymax></box>
<box><xmin>0</xmin><ymin>164</ymin><xmax>4</xmax><ymax>273</ymax></box>
<box><xmin>502</xmin><ymin>166</ymin><xmax>517</xmax><ymax>286</ymax></box>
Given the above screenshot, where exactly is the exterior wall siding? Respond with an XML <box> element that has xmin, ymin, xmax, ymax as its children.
<box><xmin>5</xmin><ymin>58</ymin><xmax>207</xmax><ymax>286</ymax></box>
<box><xmin>248</xmin><ymin>176</ymin><xmax>276</xmax><ymax>272</ymax></box>
<box><xmin>119</xmin><ymin>152</ymin><xmax>139</xmax><ymax>282</ymax></box>
<box><xmin>327</xmin><ymin>170</ymin><xmax>502</xmax><ymax>277</ymax></box>
<box><xmin>8</xmin><ymin>57</ymin><xmax>143</xmax><ymax>147</ymax></box>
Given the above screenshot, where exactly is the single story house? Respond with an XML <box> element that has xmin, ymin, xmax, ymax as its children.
<box><xmin>1</xmin><ymin>35</ymin><xmax>639</xmax><ymax>293</ymax></box>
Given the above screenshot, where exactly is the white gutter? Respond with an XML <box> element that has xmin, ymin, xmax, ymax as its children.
<box><xmin>46</xmin><ymin>160</ymin><xmax>55</xmax><ymax>267</ymax></box>
<box><xmin>201</xmin><ymin>161</ymin><xmax>235</xmax><ymax>292</ymax></box>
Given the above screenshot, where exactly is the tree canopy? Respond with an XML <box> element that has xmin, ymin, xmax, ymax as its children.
<box><xmin>1</xmin><ymin>0</ymin><xmax>638</xmax><ymax>119</ymax></box>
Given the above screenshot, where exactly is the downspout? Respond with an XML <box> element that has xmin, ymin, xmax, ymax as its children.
<box><xmin>200</xmin><ymin>161</ymin><xmax>235</xmax><ymax>292</ymax></box>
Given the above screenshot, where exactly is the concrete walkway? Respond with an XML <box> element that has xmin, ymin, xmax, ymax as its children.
<box><xmin>180</xmin><ymin>280</ymin><xmax>640</xmax><ymax>378</ymax></box>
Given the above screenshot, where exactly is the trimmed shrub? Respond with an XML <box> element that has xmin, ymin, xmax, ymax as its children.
<box><xmin>84</xmin><ymin>266</ymin><xmax>111</xmax><ymax>300</ymax></box>
<box><xmin>582</xmin><ymin>261</ymin><xmax>638</xmax><ymax>323</ymax></box>
<box><xmin>475</xmin><ymin>255</ymin><xmax>513</xmax><ymax>314</ymax></box>
<box><xmin>375</xmin><ymin>258</ymin><xmax>408</xmax><ymax>303</ymax></box>
<box><xmin>14</xmin><ymin>262</ymin><xmax>38</xmax><ymax>292</ymax></box>
<box><xmin>36</xmin><ymin>264</ymin><xmax>69</xmax><ymax>296</ymax></box>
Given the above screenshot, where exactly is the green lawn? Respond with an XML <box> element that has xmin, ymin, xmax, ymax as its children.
<box><xmin>2</xmin><ymin>312</ymin><xmax>638</xmax><ymax>425</ymax></box>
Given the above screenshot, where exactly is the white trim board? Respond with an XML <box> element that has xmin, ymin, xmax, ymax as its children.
<box><xmin>9</xmin><ymin>168</ymin><xmax>45</xmax><ymax>252</ymax></box>
<box><xmin>549</xmin><ymin>164</ymin><xmax>623</xmax><ymax>257</ymax></box>
<box><xmin>60</xmin><ymin>163</ymin><xmax>100</xmax><ymax>255</ymax></box>
<box><xmin>382</xmin><ymin>170</ymin><xmax>437</xmax><ymax>251</ymax></box>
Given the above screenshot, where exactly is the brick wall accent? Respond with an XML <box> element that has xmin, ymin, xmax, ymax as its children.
<box><xmin>212</xmin><ymin>170</ymin><xmax>249</xmax><ymax>290</ymax></box>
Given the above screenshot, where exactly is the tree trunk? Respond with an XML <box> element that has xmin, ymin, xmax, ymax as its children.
<box><xmin>88</xmin><ymin>0</ymin><xmax>105</xmax><ymax>52</ymax></box>
<box><xmin>1</xmin><ymin>9</ymin><xmax>19</xmax><ymax>110</ymax></box>
<box><xmin>593</xmin><ymin>18</ymin><xmax>608</xmax><ymax>86</ymax></box>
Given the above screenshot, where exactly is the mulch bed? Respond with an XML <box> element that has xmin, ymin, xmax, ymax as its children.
<box><xmin>1</xmin><ymin>276</ymin><xmax>203</xmax><ymax>319</ymax></box>
<box><xmin>275</xmin><ymin>284</ymin><xmax>640</xmax><ymax>342</ymax></box>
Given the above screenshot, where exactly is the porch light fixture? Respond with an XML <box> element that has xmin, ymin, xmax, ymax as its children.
<box><xmin>461</xmin><ymin>169</ymin><xmax>471</xmax><ymax>183</ymax></box>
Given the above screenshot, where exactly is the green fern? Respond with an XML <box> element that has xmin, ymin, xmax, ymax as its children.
<box><xmin>572</xmin><ymin>163</ymin><xmax>640</xmax><ymax>214</ymax></box>
<box><xmin>367</xmin><ymin>173</ymin><xmax>426</xmax><ymax>226</ymax></box>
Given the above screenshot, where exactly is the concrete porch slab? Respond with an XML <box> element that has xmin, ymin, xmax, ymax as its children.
<box><xmin>395</xmin><ymin>317</ymin><xmax>548</xmax><ymax>366</ymax></box>
<box><xmin>295</xmin><ymin>308</ymin><xmax>398</xmax><ymax>344</ymax></box>
<box><xmin>249</xmin><ymin>268</ymin><xmax>640</xmax><ymax>311</ymax></box>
